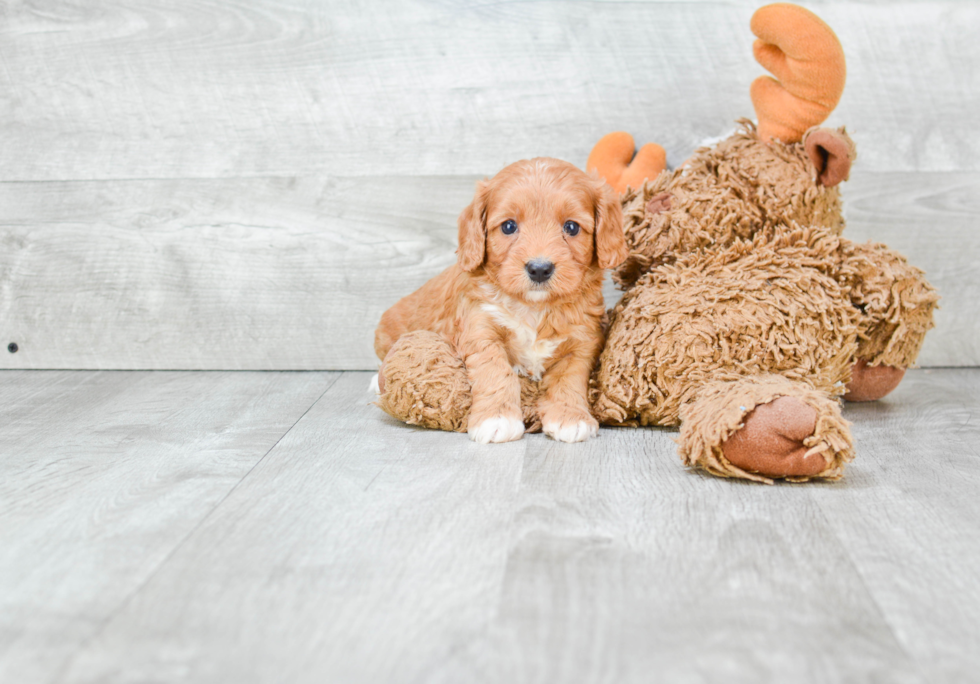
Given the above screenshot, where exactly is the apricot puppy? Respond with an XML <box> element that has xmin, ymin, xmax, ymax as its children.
<box><xmin>375</xmin><ymin>158</ymin><xmax>627</xmax><ymax>443</ymax></box>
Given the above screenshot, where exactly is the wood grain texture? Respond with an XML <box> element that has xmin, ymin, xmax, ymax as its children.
<box><xmin>0</xmin><ymin>0</ymin><xmax>975</xmax><ymax>182</ymax></box>
<box><xmin>0</xmin><ymin>370</ymin><xmax>335</xmax><ymax>684</ymax></box>
<box><xmin>426</xmin><ymin>431</ymin><xmax>924</xmax><ymax>684</ymax></box>
<box><xmin>0</xmin><ymin>175</ymin><xmax>471</xmax><ymax>370</ymax></box>
<box><xmin>0</xmin><ymin>369</ymin><xmax>963</xmax><ymax>683</ymax></box>
<box><xmin>1</xmin><ymin>171</ymin><xmax>975</xmax><ymax>369</ymax></box>
<box><xmin>812</xmin><ymin>370</ymin><xmax>980</xmax><ymax>683</ymax></box>
<box><xmin>56</xmin><ymin>372</ymin><xmax>528</xmax><ymax>684</ymax></box>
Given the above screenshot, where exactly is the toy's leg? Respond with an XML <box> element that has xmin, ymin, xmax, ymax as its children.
<box><xmin>375</xmin><ymin>330</ymin><xmax>471</xmax><ymax>432</ymax></box>
<box><xmin>375</xmin><ymin>330</ymin><xmax>542</xmax><ymax>433</ymax></box>
<box><xmin>844</xmin><ymin>359</ymin><xmax>906</xmax><ymax>402</ymax></box>
<box><xmin>679</xmin><ymin>375</ymin><xmax>854</xmax><ymax>484</ymax></box>
<box><xmin>840</xmin><ymin>240</ymin><xmax>939</xmax><ymax>401</ymax></box>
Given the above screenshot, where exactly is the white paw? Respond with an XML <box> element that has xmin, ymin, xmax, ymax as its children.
<box><xmin>368</xmin><ymin>373</ymin><xmax>380</xmax><ymax>395</ymax></box>
<box><xmin>468</xmin><ymin>416</ymin><xmax>525</xmax><ymax>444</ymax></box>
<box><xmin>544</xmin><ymin>419</ymin><xmax>598</xmax><ymax>443</ymax></box>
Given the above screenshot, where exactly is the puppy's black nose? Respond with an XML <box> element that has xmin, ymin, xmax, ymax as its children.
<box><xmin>525</xmin><ymin>259</ymin><xmax>555</xmax><ymax>283</ymax></box>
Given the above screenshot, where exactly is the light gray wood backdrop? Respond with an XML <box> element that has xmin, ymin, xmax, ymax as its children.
<box><xmin>0</xmin><ymin>0</ymin><xmax>977</xmax><ymax>370</ymax></box>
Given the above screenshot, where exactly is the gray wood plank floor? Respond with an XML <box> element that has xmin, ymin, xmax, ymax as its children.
<box><xmin>2</xmin><ymin>369</ymin><xmax>978</xmax><ymax>683</ymax></box>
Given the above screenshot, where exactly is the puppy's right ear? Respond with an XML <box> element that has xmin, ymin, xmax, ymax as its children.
<box><xmin>457</xmin><ymin>179</ymin><xmax>490</xmax><ymax>272</ymax></box>
<box><xmin>593</xmin><ymin>176</ymin><xmax>628</xmax><ymax>269</ymax></box>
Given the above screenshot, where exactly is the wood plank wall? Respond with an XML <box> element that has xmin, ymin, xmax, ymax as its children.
<box><xmin>1</xmin><ymin>0</ymin><xmax>976</xmax><ymax>370</ymax></box>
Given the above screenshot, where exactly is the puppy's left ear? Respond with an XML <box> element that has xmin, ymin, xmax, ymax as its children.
<box><xmin>592</xmin><ymin>177</ymin><xmax>628</xmax><ymax>269</ymax></box>
<box><xmin>457</xmin><ymin>179</ymin><xmax>491</xmax><ymax>272</ymax></box>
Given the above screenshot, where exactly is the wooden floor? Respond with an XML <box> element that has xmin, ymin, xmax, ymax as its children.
<box><xmin>2</xmin><ymin>368</ymin><xmax>978</xmax><ymax>683</ymax></box>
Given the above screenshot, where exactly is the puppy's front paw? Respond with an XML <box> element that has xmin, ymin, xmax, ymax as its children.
<box><xmin>543</xmin><ymin>415</ymin><xmax>599</xmax><ymax>443</ymax></box>
<box><xmin>468</xmin><ymin>416</ymin><xmax>525</xmax><ymax>444</ymax></box>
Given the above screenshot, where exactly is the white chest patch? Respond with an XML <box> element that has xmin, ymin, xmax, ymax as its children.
<box><xmin>480</xmin><ymin>287</ymin><xmax>563</xmax><ymax>381</ymax></box>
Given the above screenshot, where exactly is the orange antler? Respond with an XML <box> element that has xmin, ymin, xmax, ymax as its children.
<box><xmin>750</xmin><ymin>3</ymin><xmax>846</xmax><ymax>144</ymax></box>
<box><xmin>586</xmin><ymin>132</ymin><xmax>667</xmax><ymax>195</ymax></box>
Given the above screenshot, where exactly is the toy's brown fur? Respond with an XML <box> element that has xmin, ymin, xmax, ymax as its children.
<box><xmin>591</xmin><ymin>223</ymin><xmax>859</xmax><ymax>428</ymax></box>
<box><xmin>586</xmin><ymin>121</ymin><xmax>936</xmax><ymax>481</ymax></box>
<box><xmin>376</xmin><ymin>330</ymin><xmax>544</xmax><ymax>434</ymax></box>
<box><xmin>838</xmin><ymin>240</ymin><xmax>938</xmax><ymax>368</ymax></box>
<box><xmin>613</xmin><ymin>121</ymin><xmax>848</xmax><ymax>290</ymax></box>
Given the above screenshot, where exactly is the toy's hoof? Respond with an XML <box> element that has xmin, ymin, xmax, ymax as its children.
<box><xmin>844</xmin><ymin>358</ymin><xmax>905</xmax><ymax>402</ymax></box>
<box><xmin>721</xmin><ymin>396</ymin><xmax>827</xmax><ymax>479</ymax></box>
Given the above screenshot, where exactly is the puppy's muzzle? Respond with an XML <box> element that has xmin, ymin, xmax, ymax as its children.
<box><xmin>525</xmin><ymin>259</ymin><xmax>555</xmax><ymax>284</ymax></box>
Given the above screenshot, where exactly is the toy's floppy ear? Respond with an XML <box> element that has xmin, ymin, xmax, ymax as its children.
<box><xmin>592</xmin><ymin>176</ymin><xmax>628</xmax><ymax>269</ymax></box>
<box><xmin>457</xmin><ymin>179</ymin><xmax>490</xmax><ymax>272</ymax></box>
<box><xmin>803</xmin><ymin>127</ymin><xmax>855</xmax><ymax>187</ymax></box>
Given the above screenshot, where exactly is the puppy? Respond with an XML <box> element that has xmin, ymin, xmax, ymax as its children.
<box><xmin>375</xmin><ymin>158</ymin><xmax>627</xmax><ymax>443</ymax></box>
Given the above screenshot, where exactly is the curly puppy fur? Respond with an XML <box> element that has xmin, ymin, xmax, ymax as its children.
<box><xmin>375</xmin><ymin>158</ymin><xmax>627</xmax><ymax>444</ymax></box>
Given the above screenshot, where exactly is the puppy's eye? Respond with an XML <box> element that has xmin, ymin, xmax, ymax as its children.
<box><xmin>501</xmin><ymin>219</ymin><xmax>518</xmax><ymax>235</ymax></box>
<box><xmin>563</xmin><ymin>220</ymin><xmax>580</xmax><ymax>236</ymax></box>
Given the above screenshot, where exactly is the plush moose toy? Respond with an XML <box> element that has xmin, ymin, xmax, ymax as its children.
<box><xmin>374</xmin><ymin>2</ymin><xmax>938</xmax><ymax>484</ymax></box>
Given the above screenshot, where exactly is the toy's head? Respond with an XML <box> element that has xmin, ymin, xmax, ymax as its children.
<box><xmin>612</xmin><ymin>121</ymin><xmax>857</xmax><ymax>290</ymax></box>
<box><xmin>456</xmin><ymin>158</ymin><xmax>627</xmax><ymax>304</ymax></box>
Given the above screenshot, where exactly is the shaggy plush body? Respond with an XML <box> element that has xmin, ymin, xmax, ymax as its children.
<box><xmin>375</xmin><ymin>158</ymin><xmax>627</xmax><ymax>445</ymax></box>
<box><xmin>586</xmin><ymin>121</ymin><xmax>937</xmax><ymax>482</ymax></box>
<box><xmin>592</xmin><ymin>223</ymin><xmax>859</xmax><ymax>428</ymax></box>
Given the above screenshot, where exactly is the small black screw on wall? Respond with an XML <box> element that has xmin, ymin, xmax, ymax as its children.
<box><xmin>7</xmin><ymin>342</ymin><xmax>18</xmax><ymax>353</ymax></box>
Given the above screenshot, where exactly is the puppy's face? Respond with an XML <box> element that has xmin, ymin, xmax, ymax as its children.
<box><xmin>457</xmin><ymin>158</ymin><xmax>627</xmax><ymax>304</ymax></box>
